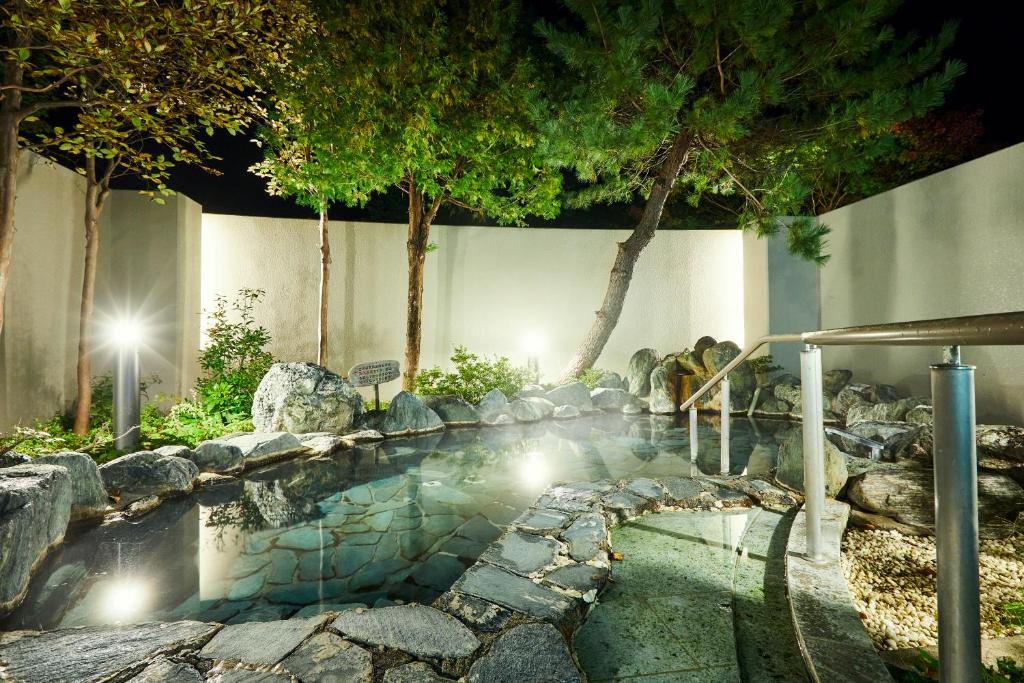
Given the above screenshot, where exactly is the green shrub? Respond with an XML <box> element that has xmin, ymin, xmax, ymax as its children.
<box><xmin>196</xmin><ymin>288</ymin><xmax>274</xmax><ymax>418</ymax></box>
<box><xmin>414</xmin><ymin>346</ymin><xmax>532</xmax><ymax>404</ymax></box>
<box><xmin>141</xmin><ymin>401</ymin><xmax>252</xmax><ymax>447</ymax></box>
<box><xmin>576</xmin><ymin>368</ymin><xmax>612</xmax><ymax>390</ymax></box>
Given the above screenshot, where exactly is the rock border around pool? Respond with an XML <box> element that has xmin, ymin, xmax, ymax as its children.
<box><xmin>0</xmin><ymin>474</ymin><xmax>805</xmax><ymax>683</ymax></box>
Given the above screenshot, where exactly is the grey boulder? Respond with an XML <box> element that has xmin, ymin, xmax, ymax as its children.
<box><xmin>553</xmin><ymin>405</ymin><xmax>581</xmax><ymax>419</ymax></box>
<box><xmin>191</xmin><ymin>440</ymin><xmax>244</xmax><ymax>473</ymax></box>
<box><xmin>509</xmin><ymin>398</ymin><xmax>544</xmax><ymax>423</ymax></box>
<box><xmin>476</xmin><ymin>389</ymin><xmax>510</xmax><ymax>420</ymax></box>
<box><xmin>224</xmin><ymin>432</ymin><xmax>304</xmax><ymax>467</ymax></box>
<box><xmin>595</xmin><ymin>371</ymin><xmax>627</xmax><ymax>390</ymax></box>
<box><xmin>625</xmin><ymin>348</ymin><xmax>660</xmax><ymax>396</ymax></box>
<box><xmin>545</xmin><ymin>381</ymin><xmax>594</xmax><ymax>412</ymax></box>
<box><xmin>381</xmin><ymin>391</ymin><xmax>444</xmax><ymax>437</ymax></box>
<box><xmin>703</xmin><ymin>341</ymin><xmax>756</xmax><ymax>410</ymax></box>
<box><xmin>776</xmin><ymin>428</ymin><xmax>849</xmax><ymax>497</ymax></box>
<box><xmin>0</xmin><ymin>464</ymin><xmax>72</xmax><ymax>613</ymax></box>
<box><xmin>0</xmin><ymin>451</ymin><xmax>31</xmax><ymax>468</ymax></box>
<box><xmin>252</xmin><ymin>362</ymin><xmax>364</xmax><ymax>434</ymax></box>
<box><xmin>822</xmin><ymin>369</ymin><xmax>853</xmax><ymax>395</ymax></box>
<box><xmin>421</xmin><ymin>394</ymin><xmax>481</xmax><ymax>425</ymax></box>
<box><xmin>32</xmin><ymin>451</ymin><xmax>108</xmax><ymax>519</ymax></box>
<box><xmin>99</xmin><ymin>451</ymin><xmax>199</xmax><ymax>504</ymax></box>
<box><xmin>591</xmin><ymin>387</ymin><xmax>631</xmax><ymax>410</ymax></box>
<box><xmin>647</xmin><ymin>366</ymin><xmax>676</xmax><ymax>415</ymax></box>
<box><xmin>847</xmin><ymin>466</ymin><xmax>1024</xmax><ymax>538</ymax></box>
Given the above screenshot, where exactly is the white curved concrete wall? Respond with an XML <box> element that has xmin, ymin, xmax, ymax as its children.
<box><xmin>819</xmin><ymin>142</ymin><xmax>1024</xmax><ymax>424</ymax></box>
<box><xmin>201</xmin><ymin>215</ymin><xmax>748</xmax><ymax>395</ymax></box>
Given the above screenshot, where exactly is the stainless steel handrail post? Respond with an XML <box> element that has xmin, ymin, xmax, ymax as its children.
<box><xmin>689</xmin><ymin>406</ymin><xmax>698</xmax><ymax>462</ymax></box>
<box><xmin>720</xmin><ymin>377</ymin><xmax>730</xmax><ymax>475</ymax></box>
<box><xmin>800</xmin><ymin>344</ymin><xmax>826</xmax><ymax>563</ymax></box>
<box><xmin>932</xmin><ymin>347</ymin><xmax>981</xmax><ymax>683</ymax></box>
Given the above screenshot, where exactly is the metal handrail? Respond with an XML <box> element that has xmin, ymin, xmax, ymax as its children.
<box><xmin>678</xmin><ymin>310</ymin><xmax>1024</xmax><ymax>683</ymax></box>
<box><xmin>681</xmin><ymin>311</ymin><xmax>1024</xmax><ymax>413</ymax></box>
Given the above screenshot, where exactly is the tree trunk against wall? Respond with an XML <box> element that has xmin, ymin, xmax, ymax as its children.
<box><xmin>556</xmin><ymin>134</ymin><xmax>692</xmax><ymax>384</ymax></box>
<box><xmin>317</xmin><ymin>204</ymin><xmax>331</xmax><ymax>366</ymax></box>
<box><xmin>0</xmin><ymin>35</ymin><xmax>26</xmax><ymax>341</ymax></box>
<box><xmin>72</xmin><ymin>157</ymin><xmax>113</xmax><ymax>435</ymax></box>
<box><xmin>402</xmin><ymin>178</ymin><xmax>443</xmax><ymax>391</ymax></box>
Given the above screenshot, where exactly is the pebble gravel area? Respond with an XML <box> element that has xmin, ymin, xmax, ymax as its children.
<box><xmin>842</xmin><ymin>529</ymin><xmax>1024</xmax><ymax>650</ymax></box>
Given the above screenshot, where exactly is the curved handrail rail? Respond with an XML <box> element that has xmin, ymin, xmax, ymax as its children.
<box><xmin>679</xmin><ymin>311</ymin><xmax>1024</xmax><ymax>412</ymax></box>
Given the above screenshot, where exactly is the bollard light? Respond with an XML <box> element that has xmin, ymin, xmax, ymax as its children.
<box><xmin>111</xmin><ymin>318</ymin><xmax>143</xmax><ymax>452</ymax></box>
<box><xmin>521</xmin><ymin>330</ymin><xmax>545</xmax><ymax>382</ymax></box>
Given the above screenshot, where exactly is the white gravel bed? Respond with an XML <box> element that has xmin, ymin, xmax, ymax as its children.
<box><xmin>842</xmin><ymin>528</ymin><xmax>1024</xmax><ymax>650</ymax></box>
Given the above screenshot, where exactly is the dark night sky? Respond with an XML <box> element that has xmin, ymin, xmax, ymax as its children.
<box><xmin>147</xmin><ymin>0</ymin><xmax>1021</xmax><ymax>226</ymax></box>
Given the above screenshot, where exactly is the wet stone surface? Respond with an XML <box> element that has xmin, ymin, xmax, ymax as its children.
<box><xmin>331</xmin><ymin>605</ymin><xmax>480</xmax><ymax>658</ymax></box>
<box><xmin>199</xmin><ymin>615</ymin><xmax>329</xmax><ymax>666</ymax></box>
<box><xmin>479</xmin><ymin>530</ymin><xmax>560</xmax><ymax>576</ymax></box>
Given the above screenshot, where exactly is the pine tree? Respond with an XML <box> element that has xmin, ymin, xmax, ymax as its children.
<box><xmin>539</xmin><ymin>0</ymin><xmax>963</xmax><ymax>381</ymax></box>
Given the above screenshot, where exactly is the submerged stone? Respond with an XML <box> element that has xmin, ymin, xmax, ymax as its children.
<box><xmin>331</xmin><ymin>604</ymin><xmax>480</xmax><ymax>658</ymax></box>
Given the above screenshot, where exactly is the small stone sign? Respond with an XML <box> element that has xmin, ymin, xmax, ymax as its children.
<box><xmin>348</xmin><ymin>360</ymin><xmax>400</xmax><ymax>388</ymax></box>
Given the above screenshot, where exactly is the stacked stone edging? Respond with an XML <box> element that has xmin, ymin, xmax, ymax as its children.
<box><xmin>0</xmin><ymin>473</ymin><xmax>801</xmax><ymax>682</ymax></box>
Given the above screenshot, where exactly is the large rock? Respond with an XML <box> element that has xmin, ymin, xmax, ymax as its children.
<box><xmin>191</xmin><ymin>440</ymin><xmax>244</xmax><ymax>473</ymax></box>
<box><xmin>703</xmin><ymin>341</ymin><xmax>755</xmax><ymax>410</ymax></box>
<box><xmin>32</xmin><ymin>452</ymin><xmax>108</xmax><ymax>519</ymax></box>
<box><xmin>509</xmin><ymin>398</ymin><xmax>544</xmax><ymax>423</ymax></box>
<box><xmin>590</xmin><ymin>387</ymin><xmax>631</xmax><ymax>410</ymax></box>
<box><xmin>0</xmin><ymin>451</ymin><xmax>30</xmax><ymax>468</ymax></box>
<box><xmin>822</xmin><ymin>369</ymin><xmax>853</xmax><ymax>395</ymax></box>
<box><xmin>647</xmin><ymin>365</ymin><xmax>675</xmax><ymax>415</ymax></box>
<box><xmin>625</xmin><ymin>348</ymin><xmax>660</xmax><ymax>397</ymax></box>
<box><xmin>99</xmin><ymin>451</ymin><xmax>198</xmax><ymax>504</ymax></box>
<box><xmin>774</xmin><ymin>382</ymin><xmax>803</xmax><ymax>408</ymax></box>
<box><xmin>977</xmin><ymin>425</ymin><xmax>1024</xmax><ymax>463</ymax></box>
<box><xmin>224</xmin><ymin>432</ymin><xmax>304</xmax><ymax>467</ymax></box>
<box><xmin>420</xmin><ymin>394</ymin><xmax>481</xmax><ymax>426</ymax></box>
<box><xmin>832</xmin><ymin>383</ymin><xmax>873</xmax><ymax>417</ymax></box>
<box><xmin>252</xmin><ymin>362</ymin><xmax>364</xmax><ymax>434</ymax></box>
<box><xmin>545</xmin><ymin>382</ymin><xmax>594</xmax><ymax>412</ymax></box>
<box><xmin>693</xmin><ymin>335</ymin><xmax>717</xmax><ymax>360</ymax></box>
<box><xmin>476</xmin><ymin>389</ymin><xmax>510</xmax><ymax>421</ymax></box>
<box><xmin>776</xmin><ymin>428</ymin><xmax>849</xmax><ymax>497</ymax></box>
<box><xmin>595</xmin><ymin>371</ymin><xmax>627</xmax><ymax>390</ymax></box>
<box><xmin>0</xmin><ymin>621</ymin><xmax>219</xmax><ymax>683</ymax></box>
<box><xmin>331</xmin><ymin>605</ymin><xmax>479</xmax><ymax>658</ymax></box>
<box><xmin>381</xmin><ymin>391</ymin><xmax>444</xmax><ymax>437</ymax></box>
<box><xmin>0</xmin><ymin>464</ymin><xmax>72</xmax><ymax>613</ymax></box>
<box><xmin>467</xmin><ymin>623</ymin><xmax>581</xmax><ymax>683</ymax></box>
<box><xmin>847</xmin><ymin>467</ymin><xmax>1024</xmax><ymax>538</ymax></box>
<box><xmin>847</xmin><ymin>398</ymin><xmax>929</xmax><ymax>426</ymax></box>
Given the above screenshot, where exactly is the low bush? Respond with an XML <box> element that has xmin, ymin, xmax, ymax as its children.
<box><xmin>414</xmin><ymin>346</ymin><xmax>532</xmax><ymax>404</ymax></box>
<box><xmin>576</xmin><ymin>367</ymin><xmax>612</xmax><ymax>390</ymax></box>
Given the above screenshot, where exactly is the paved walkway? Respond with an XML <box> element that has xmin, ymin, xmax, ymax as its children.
<box><xmin>574</xmin><ymin>508</ymin><xmax>807</xmax><ymax>682</ymax></box>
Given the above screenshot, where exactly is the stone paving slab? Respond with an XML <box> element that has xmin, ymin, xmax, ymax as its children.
<box><xmin>331</xmin><ymin>604</ymin><xmax>479</xmax><ymax>658</ymax></box>
<box><xmin>199</xmin><ymin>615</ymin><xmax>330</xmax><ymax>666</ymax></box>
<box><xmin>467</xmin><ymin>623</ymin><xmax>582</xmax><ymax>683</ymax></box>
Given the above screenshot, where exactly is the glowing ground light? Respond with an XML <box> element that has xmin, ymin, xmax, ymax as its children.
<box><xmin>109</xmin><ymin>318</ymin><xmax>144</xmax><ymax>347</ymax></box>
<box><xmin>521</xmin><ymin>330</ymin><xmax>545</xmax><ymax>355</ymax></box>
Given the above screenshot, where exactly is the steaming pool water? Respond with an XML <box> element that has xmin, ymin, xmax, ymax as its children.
<box><xmin>2</xmin><ymin>413</ymin><xmax>800</xmax><ymax>630</ymax></box>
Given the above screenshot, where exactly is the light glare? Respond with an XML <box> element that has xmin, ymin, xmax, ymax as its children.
<box><xmin>110</xmin><ymin>319</ymin><xmax>144</xmax><ymax>347</ymax></box>
<box><xmin>521</xmin><ymin>330</ymin><xmax>545</xmax><ymax>355</ymax></box>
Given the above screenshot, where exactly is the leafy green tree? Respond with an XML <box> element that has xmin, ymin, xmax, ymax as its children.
<box><xmin>256</xmin><ymin>0</ymin><xmax>561</xmax><ymax>388</ymax></box>
<box><xmin>3</xmin><ymin>0</ymin><xmax>309</xmax><ymax>433</ymax></box>
<box><xmin>539</xmin><ymin>0</ymin><xmax>963</xmax><ymax>381</ymax></box>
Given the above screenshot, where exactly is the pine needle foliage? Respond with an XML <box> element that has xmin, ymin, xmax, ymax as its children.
<box><xmin>538</xmin><ymin>0</ymin><xmax>964</xmax><ymax>263</ymax></box>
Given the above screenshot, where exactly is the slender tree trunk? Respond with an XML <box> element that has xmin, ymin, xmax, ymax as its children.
<box><xmin>0</xmin><ymin>36</ymin><xmax>26</xmax><ymax>341</ymax></box>
<box><xmin>72</xmin><ymin>159</ymin><xmax>110</xmax><ymax>434</ymax></box>
<box><xmin>402</xmin><ymin>179</ymin><xmax>443</xmax><ymax>391</ymax></box>
<box><xmin>317</xmin><ymin>205</ymin><xmax>331</xmax><ymax>366</ymax></box>
<box><xmin>556</xmin><ymin>133</ymin><xmax>692</xmax><ymax>384</ymax></box>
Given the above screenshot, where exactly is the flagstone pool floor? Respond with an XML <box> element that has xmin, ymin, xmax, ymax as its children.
<box><xmin>575</xmin><ymin>508</ymin><xmax>806</xmax><ymax>682</ymax></box>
